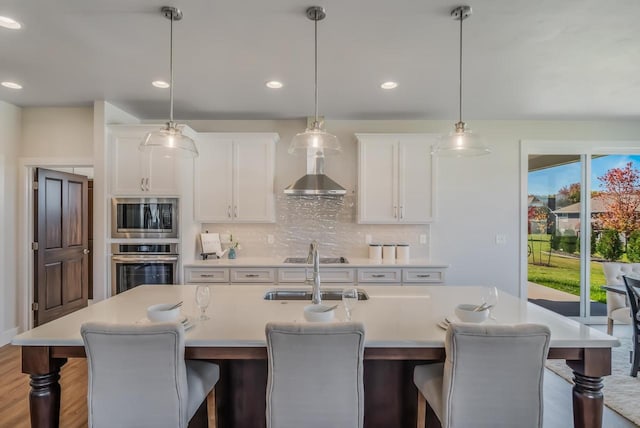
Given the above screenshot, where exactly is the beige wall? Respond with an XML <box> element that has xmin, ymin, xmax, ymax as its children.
<box><xmin>21</xmin><ymin>107</ymin><xmax>94</xmax><ymax>158</ymax></box>
<box><xmin>0</xmin><ymin>101</ymin><xmax>22</xmax><ymax>344</ymax></box>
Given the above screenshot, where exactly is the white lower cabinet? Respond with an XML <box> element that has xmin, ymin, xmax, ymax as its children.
<box><xmin>278</xmin><ymin>268</ymin><xmax>355</xmax><ymax>284</ymax></box>
<box><xmin>230</xmin><ymin>268</ymin><xmax>275</xmax><ymax>283</ymax></box>
<box><xmin>184</xmin><ymin>266</ymin><xmax>445</xmax><ymax>285</ymax></box>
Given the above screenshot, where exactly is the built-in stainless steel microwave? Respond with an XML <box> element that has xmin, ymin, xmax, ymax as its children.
<box><xmin>111</xmin><ymin>197</ymin><xmax>178</xmax><ymax>239</ymax></box>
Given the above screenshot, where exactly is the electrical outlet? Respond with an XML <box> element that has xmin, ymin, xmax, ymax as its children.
<box><xmin>365</xmin><ymin>234</ymin><xmax>372</xmax><ymax>244</ymax></box>
<box><xmin>267</xmin><ymin>234</ymin><xmax>274</xmax><ymax>245</ymax></box>
<box><xmin>419</xmin><ymin>234</ymin><xmax>427</xmax><ymax>245</ymax></box>
<box><xmin>496</xmin><ymin>234</ymin><xmax>507</xmax><ymax>245</ymax></box>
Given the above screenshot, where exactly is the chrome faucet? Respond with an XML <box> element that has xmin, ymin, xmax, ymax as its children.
<box><xmin>306</xmin><ymin>240</ymin><xmax>322</xmax><ymax>304</ymax></box>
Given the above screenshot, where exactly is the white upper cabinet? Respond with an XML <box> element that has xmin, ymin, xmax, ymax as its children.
<box><xmin>356</xmin><ymin>133</ymin><xmax>436</xmax><ymax>224</ymax></box>
<box><xmin>194</xmin><ymin>133</ymin><xmax>278</xmax><ymax>223</ymax></box>
<box><xmin>109</xmin><ymin>124</ymin><xmax>195</xmax><ymax>195</ymax></box>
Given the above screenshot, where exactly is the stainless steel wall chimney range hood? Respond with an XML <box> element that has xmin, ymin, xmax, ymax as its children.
<box><xmin>284</xmin><ymin>151</ymin><xmax>346</xmax><ymax>196</ymax></box>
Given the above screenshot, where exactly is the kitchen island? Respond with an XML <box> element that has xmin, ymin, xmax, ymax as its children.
<box><xmin>13</xmin><ymin>284</ymin><xmax>618</xmax><ymax>428</ymax></box>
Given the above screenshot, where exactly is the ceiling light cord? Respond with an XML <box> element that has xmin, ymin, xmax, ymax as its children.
<box><xmin>313</xmin><ymin>9</ymin><xmax>319</xmax><ymax>126</ymax></box>
<box><xmin>169</xmin><ymin>10</ymin><xmax>174</xmax><ymax>124</ymax></box>
<box><xmin>458</xmin><ymin>10</ymin><xmax>463</xmax><ymax>125</ymax></box>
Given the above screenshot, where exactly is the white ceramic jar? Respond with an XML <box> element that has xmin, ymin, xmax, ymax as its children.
<box><xmin>396</xmin><ymin>244</ymin><xmax>410</xmax><ymax>261</ymax></box>
<box><xmin>382</xmin><ymin>244</ymin><xmax>396</xmax><ymax>260</ymax></box>
<box><xmin>368</xmin><ymin>244</ymin><xmax>382</xmax><ymax>260</ymax></box>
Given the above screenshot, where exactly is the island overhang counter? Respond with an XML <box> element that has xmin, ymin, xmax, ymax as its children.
<box><xmin>13</xmin><ymin>284</ymin><xmax>618</xmax><ymax>428</ymax></box>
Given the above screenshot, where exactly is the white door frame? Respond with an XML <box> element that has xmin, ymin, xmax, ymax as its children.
<box><xmin>520</xmin><ymin>141</ymin><xmax>640</xmax><ymax>324</ymax></box>
<box><xmin>18</xmin><ymin>157</ymin><xmax>93</xmax><ymax>332</ymax></box>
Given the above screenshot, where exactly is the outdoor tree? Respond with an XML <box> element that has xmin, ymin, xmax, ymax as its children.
<box><xmin>528</xmin><ymin>205</ymin><xmax>553</xmax><ymax>266</ymax></box>
<box><xmin>557</xmin><ymin>182</ymin><xmax>581</xmax><ymax>208</ymax></box>
<box><xmin>597</xmin><ymin>162</ymin><xmax>640</xmax><ymax>243</ymax></box>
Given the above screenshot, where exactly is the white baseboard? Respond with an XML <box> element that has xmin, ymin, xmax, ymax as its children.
<box><xmin>1</xmin><ymin>327</ymin><xmax>19</xmax><ymax>346</ymax></box>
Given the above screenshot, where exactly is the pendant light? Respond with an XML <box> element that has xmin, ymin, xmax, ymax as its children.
<box><xmin>140</xmin><ymin>6</ymin><xmax>198</xmax><ymax>158</ymax></box>
<box><xmin>432</xmin><ymin>5</ymin><xmax>490</xmax><ymax>157</ymax></box>
<box><xmin>288</xmin><ymin>6</ymin><xmax>341</xmax><ymax>155</ymax></box>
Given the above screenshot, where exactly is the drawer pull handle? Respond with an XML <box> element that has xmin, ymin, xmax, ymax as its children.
<box><xmin>200</xmin><ymin>274</ymin><xmax>215</xmax><ymax>278</ymax></box>
<box><xmin>417</xmin><ymin>274</ymin><xmax>431</xmax><ymax>278</ymax></box>
<box><xmin>245</xmin><ymin>274</ymin><xmax>259</xmax><ymax>278</ymax></box>
<box><xmin>372</xmin><ymin>274</ymin><xmax>386</xmax><ymax>278</ymax></box>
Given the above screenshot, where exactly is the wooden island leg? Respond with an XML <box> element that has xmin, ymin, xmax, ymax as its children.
<box><xmin>566</xmin><ymin>348</ymin><xmax>611</xmax><ymax>428</ymax></box>
<box><xmin>22</xmin><ymin>346</ymin><xmax>67</xmax><ymax>428</ymax></box>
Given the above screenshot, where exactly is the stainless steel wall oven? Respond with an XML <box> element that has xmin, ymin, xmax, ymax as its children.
<box><xmin>111</xmin><ymin>197</ymin><xmax>178</xmax><ymax>239</ymax></box>
<box><xmin>111</xmin><ymin>243</ymin><xmax>179</xmax><ymax>295</ymax></box>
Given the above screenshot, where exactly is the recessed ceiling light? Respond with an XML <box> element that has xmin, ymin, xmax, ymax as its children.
<box><xmin>1</xmin><ymin>81</ymin><xmax>22</xmax><ymax>89</ymax></box>
<box><xmin>0</xmin><ymin>16</ymin><xmax>21</xmax><ymax>30</ymax></box>
<box><xmin>266</xmin><ymin>80</ymin><xmax>284</xmax><ymax>89</ymax></box>
<box><xmin>380</xmin><ymin>81</ymin><xmax>398</xmax><ymax>90</ymax></box>
<box><xmin>152</xmin><ymin>80</ymin><xmax>170</xmax><ymax>88</ymax></box>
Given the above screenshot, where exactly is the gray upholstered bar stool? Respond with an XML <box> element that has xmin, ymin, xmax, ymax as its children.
<box><xmin>414</xmin><ymin>323</ymin><xmax>550</xmax><ymax>428</ymax></box>
<box><xmin>81</xmin><ymin>322</ymin><xmax>220</xmax><ymax>428</ymax></box>
<box><xmin>265</xmin><ymin>322</ymin><xmax>365</xmax><ymax>428</ymax></box>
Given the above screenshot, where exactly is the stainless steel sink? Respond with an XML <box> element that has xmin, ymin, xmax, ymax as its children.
<box><xmin>283</xmin><ymin>257</ymin><xmax>349</xmax><ymax>264</ymax></box>
<box><xmin>264</xmin><ymin>288</ymin><xmax>369</xmax><ymax>301</ymax></box>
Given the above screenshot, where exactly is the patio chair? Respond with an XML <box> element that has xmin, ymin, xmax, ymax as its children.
<box><xmin>603</xmin><ymin>262</ymin><xmax>639</xmax><ymax>334</ymax></box>
<box><xmin>623</xmin><ymin>275</ymin><xmax>640</xmax><ymax>377</ymax></box>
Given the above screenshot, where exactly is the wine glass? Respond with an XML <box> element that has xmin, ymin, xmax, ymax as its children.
<box><xmin>195</xmin><ymin>285</ymin><xmax>211</xmax><ymax>321</ymax></box>
<box><xmin>342</xmin><ymin>288</ymin><xmax>358</xmax><ymax>321</ymax></box>
<box><xmin>482</xmin><ymin>286</ymin><xmax>499</xmax><ymax>320</ymax></box>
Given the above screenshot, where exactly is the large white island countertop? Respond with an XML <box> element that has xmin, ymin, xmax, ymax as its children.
<box><xmin>183</xmin><ymin>257</ymin><xmax>449</xmax><ymax>268</ymax></box>
<box><xmin>12</xmin><ymin>284</ymin><xmax>618</xmax><ymax>349</ymax></box>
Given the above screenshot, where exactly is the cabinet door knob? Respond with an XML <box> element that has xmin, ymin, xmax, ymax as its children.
<box><xmin>140</xmin><ymin>178</ymin><xmax>145</xmax><ymax>191</ymax></box>
<box><xmin>417</xmin><ymin>274</ymin><xmax>431</xmax><ymax>278</ymax></box>
<box><xmin>145</xmin><ymin>177</ymin><xmax>150</xmax><ymax>191</ymax></box>
<box><xmin>400</xmin><ymin>206</ymin><xmax>404</xmax><ymax>219</ymax></box>
<box><xmin>227</xmin><ymin>206</ymin><xmax>232</xmax><ymax>218</ymax></box>
<box><xmin>245</xmin><ymin>273</ymin><xmax>259</xmax><ymax>278</ymax></box>
<box><xmin>372</xmin><ymin>274</ymin><xmax>386</xmax><ymax>278</ymax></box>
<box><xmin>393</xmin><ymin>206</ymin><xmax>397</xmax><ymax>218</ymax></box>
<box><xmin>83</xmin><ymin>249</ymin><xmax>90</xmax><ymax>255</ymax></box>
<box><xmin>233</xmin><ymin>206</ymin><xmax>238</xmax><ymax>218</ymax></box>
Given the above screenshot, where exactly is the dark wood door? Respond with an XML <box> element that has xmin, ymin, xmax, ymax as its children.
<box><xmin>34</xmin><ymin>168</ymin><xmax>89</xmax><ymax>326</ymax></box>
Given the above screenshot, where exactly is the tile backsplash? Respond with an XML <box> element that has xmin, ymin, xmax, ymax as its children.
<box><xmin>201</xmin><ymin>194</ymin><xmax>430</xmax><ymax>259</ymax></box>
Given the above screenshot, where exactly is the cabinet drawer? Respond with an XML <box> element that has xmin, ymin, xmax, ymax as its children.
<box><xmin>358</xmin><ymin>268</ymin><xmax>401</xmax><ymax>283</ymax></box>
<box><xmin>230</xmin><ymin>268</ymin><xmax>275</xmax><ymax>283</ymax></box>
<box><xmin>185</xmin><ymin>268</ymin><xmax>229</xmax><ymax>283</ymax></box>
<box><xmin>278</xmin><ymin>268</ymin><xmax>355</xmax><ymax>283</ymax></box>
<box><xmin>403</xmin><ymin>269</ymin><xmax>444</xmax><ymax>283</ymax></box>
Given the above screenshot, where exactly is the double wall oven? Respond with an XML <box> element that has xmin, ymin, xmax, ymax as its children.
<box><xmin>111</xmin><ymin>198</ymin><xmax>180</xmax><ymax>295</ymax></box>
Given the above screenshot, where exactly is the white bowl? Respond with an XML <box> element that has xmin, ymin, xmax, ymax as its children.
<box><xmin>147</xmin><ymin>303</ymin><xmax>181</xmax><ymax>322</ymax></box>
<box><xmin>303</xmin><ymin>304</ymin><xmax>336</xmax><ymax>322</ymax></box>
<box><xmin>454</xmin><ymin>304</ymin><xmax>489</xmax><ymax>323</ymax></box>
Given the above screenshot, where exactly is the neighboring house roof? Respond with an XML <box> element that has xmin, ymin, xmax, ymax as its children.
<box><xmin>528</xmin><ymin>195</ymin><xmax>544</xmax><ymax>207</ymax></box>
<box><xmin>554</xmin><ymin>195</ymin><xmax>640</xmax><ymax>214</ymax></box>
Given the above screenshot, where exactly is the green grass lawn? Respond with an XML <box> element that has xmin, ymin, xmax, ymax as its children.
<box><xmin>527</xmin><ymin>234</ymin><xmax>607</xmax><ymax>303</ymax></box>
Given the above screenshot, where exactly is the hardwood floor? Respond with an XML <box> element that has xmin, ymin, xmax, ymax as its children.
<box><xmin>0</xmin><ymin>344</ymin><xmax>87</xmax><ymax>427</ymax></box>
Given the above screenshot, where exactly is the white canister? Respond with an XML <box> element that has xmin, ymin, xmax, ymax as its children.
<box><xmin>368</xmin><ymin>244</ymin><xmax>382</xmax><ymax>260</ymax></box>
<box><xmin>396</xmin><ymin>244</ymin><xmax>410</xmax><ymax>261</ymax></box>
<box><xmin>382</xmin><ymin>244</ymin><xmax>396</xmax><ymax>260</ymax></box>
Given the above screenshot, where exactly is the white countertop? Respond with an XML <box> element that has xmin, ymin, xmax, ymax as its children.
<box><xmin>184</xmin><ymin>257</ymin><xmax>448</xmax><ymax>268</ymax></box>
<box><xmin>12</xmin><ymin>285</ymin><xmax>619</xmax><ymax>349</ymax></box>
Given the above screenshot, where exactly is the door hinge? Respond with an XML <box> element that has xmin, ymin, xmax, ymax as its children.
<box><xmin>32</xmin><ymin>302</ymin><xmax>39</xmax><ymax>311</ymax></box>
<box><xmin>33</xmin><ymin>181</ymin><xmax>39</xmax><ymax>190</ymax></box>
<box><xmin>32</xmin><ymin>242</ymin><xmax>39</xmax><ymax>250</ymax></box>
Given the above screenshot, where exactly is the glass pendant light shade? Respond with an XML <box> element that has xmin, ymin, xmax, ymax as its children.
<box><xmin>289</xmin><ymin>122</ymin><xmax>341</xmax><ymax>155</ymax></box>
<box><xmin>433</xmin><ymin>121</ymin><xmax>490</xmax><ymax>157</ymax></box>
<box><xmin>141</xmin><ymin>121</ymin><xmax>198</xmax><ymax>157</ymax></box>
<box><xmin>432</xmin><ymin>5</ymin><xmax>490</xmax><ymax>158</ymax></box>
<box><xmin>289</xmin><ymin>6</ymin><xmax>341</xmax><ymax>156</ymax></box>
<box><xmin>139</xmin><ymin>6</ymin><xmax>198</xmax><ymax>158</ymax></box>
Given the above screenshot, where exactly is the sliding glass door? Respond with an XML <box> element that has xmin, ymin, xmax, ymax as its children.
<box><xmin>522</xmin><ymin>142</ymin><xmax>640</xmax><ymax>323</ymax></box>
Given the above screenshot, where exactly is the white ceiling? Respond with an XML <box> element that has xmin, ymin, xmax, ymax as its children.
<box><xmin>0</xmin><ymin>0</ymin><xmax>639</xmax><ymax>121</ymax></box>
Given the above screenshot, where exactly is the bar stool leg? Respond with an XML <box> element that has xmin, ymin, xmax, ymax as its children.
<box><xmin>417</xmin><ymin>390</ymin><xmax>426</xmax><ymax>428</ymax></box>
